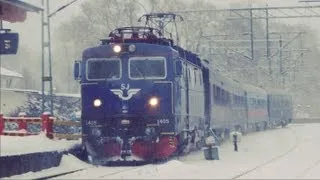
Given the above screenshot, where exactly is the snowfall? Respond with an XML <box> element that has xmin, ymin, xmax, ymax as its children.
<box><xmin>2</xmin><ymin>123</ymin><xmax>320</xmax><ymax>179</ymax></box>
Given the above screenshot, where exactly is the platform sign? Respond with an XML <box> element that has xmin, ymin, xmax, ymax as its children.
<box><xmin>0</xmin><ymin>32</ymin><xmax>19</xmax><ymax>55</ymax></box>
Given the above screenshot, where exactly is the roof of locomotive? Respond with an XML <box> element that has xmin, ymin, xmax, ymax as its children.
<box><xmin>101</xmin><ymin>26</ymin><xmax>173</xmax><ymax>46</ymax></box>
<box><xmin>94</xmin><ymin>26</ymin><xmax>202</xmax><ymax>66</ymax></box>
<box><xmin>82</xmin><ymin>42</ymin><xmax>173</xmax><ymax>59</ymax></box>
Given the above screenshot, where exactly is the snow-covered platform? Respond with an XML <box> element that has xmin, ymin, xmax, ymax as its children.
<box><xmin>3</xmin><ymin>123</ymin><xmax>320</xmax><ymax>179</ymax></box>
<box><xmin>0</xmin><ymin>134</ymin><xmax>81</xmax><ymax>178</ymax></box>
<box><xmin>0</xmin><ymin>133</ymin><xmax>80</xmax><ymax>156</ymax></box>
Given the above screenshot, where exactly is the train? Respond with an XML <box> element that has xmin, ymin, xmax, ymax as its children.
<box><xmin>73</xmin><ymin>13</ymin><xmax>293</xmax><ymax>165</ymax></box>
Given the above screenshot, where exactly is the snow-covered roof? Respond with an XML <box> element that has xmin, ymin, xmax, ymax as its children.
<box><xmin>0</xmin><ymin>67</ymin><xmax>23</xmax><ymax>78</ymax></box>
<box><xmin>0</xmin><ymin>0</ymin><xmax>43</xmax><ymax>12</ymax></box>
<box><xmin>0</xmin><ymin>87</ymin><xmax>81</xmax><ymax>98</ymax></box>
<box><xmin>55</xmin><ymin>93</ymin><xmax>81</xmax><ymax>98</ymax></box>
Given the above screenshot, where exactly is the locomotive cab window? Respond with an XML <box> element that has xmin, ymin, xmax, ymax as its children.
<box><xmin>129</xmin><ymin>56</ymin><xmax>166</xmax><ymax>79</ymax></box>
<box><xmin>86</xmin><ymin>58</ymin><xmax>121</xmax><ymax>80</ymax></box>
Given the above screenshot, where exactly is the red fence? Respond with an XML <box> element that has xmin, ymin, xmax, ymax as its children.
<box><xmin>0</xmin><ymin>112</ymin><xmax>81</xmax><ymax>140</ymax></box>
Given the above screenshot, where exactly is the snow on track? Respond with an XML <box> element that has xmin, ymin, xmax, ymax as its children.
<box><xmin>5</xmin><ymin>154</ymin><xmax>92</xmax><ymax>179</ymax></box>
<box><xmin>4</xmin><ymin>124</ymin><xmax>320</xmax><ymax>179</ymax></box>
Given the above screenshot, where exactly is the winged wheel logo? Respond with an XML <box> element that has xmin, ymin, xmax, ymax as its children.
<box><xmin>110</xmin><ymin>88</ymin><xmax>141</xmax><ymax>100</ymax></box>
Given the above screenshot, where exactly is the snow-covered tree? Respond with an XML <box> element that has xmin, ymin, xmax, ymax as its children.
<box><xmin>52</xmin><ymin>0</ymin><xmax>320</xmax><ymax>116</ymax></box>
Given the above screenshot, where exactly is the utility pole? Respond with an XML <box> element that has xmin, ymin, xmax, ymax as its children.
<box><xmin>279</xmin><ymin>35</ymin><xmax>284</xmax><ymax>88</ymax></box>
<box><xmin>266</xmin><ymin>4</ymin><xmax>271</xmax><ymax>78</ymax></box>
<box><xmin>249</xmin><ymin>9</ymin><xmax>254</xmax><ymax>61</ymax></box>
<box><xmin>174</xmin><ymin>5</ymin><xmax>316</xmax><ymax>86</ymax></box>
<box><xmin>41</xmin><ymin>0</ymin><xmax>53</xmax><ymax>115</ymax></box>
<box><xmin>41</xmin><ymin>0</ymin><xmax>81</xmax><ymax>115</ymax></box>
<box><xmin>249</xmin><ymin>9</ymin><xmax>258</xmax><ymax>83</ymax></box>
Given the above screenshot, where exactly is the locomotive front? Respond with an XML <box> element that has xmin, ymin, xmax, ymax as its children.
<box><xmin>74</xmin><ymin>28</ymin><xmax>179</xmax><ymax>164</ymax></box>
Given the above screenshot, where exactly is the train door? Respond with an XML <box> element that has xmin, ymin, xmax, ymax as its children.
<box><xmin>175</xmin><ymin>59</ymin><xmax>189</xmax><ymax>133</ymax></box>
<box><xmin>183</xmin><ymin>61</ymin><xmax>190</xmax><ymax>131</ymax></box>
<box><xmin>179</xmin><ymin>60</ymin><xmax>190</xmax><ymax>147</ymax></box>
<box><xmin>202</xmin><ymin>66</ymin><xmax>211</xmax><ymax>126</ymax></box>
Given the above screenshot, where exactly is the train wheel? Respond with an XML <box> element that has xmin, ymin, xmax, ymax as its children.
<box><xmin>281</xmin><ymin>120</ymin><xmax>285</xmax><ymax>128</ymax></box>
<box><xmin>68</xmin><ymin>144</ymin><xmax>88</xmax><ymax>161</ymax></box>
<box><xmin>78</xmin><ymin>145</ymin><xmax>88</xmax><ymax>161</ymax></box>
<box><xmin>263</xmin><ymin>122</ymin><xmax>268</xmax><ymax>130</ymax></box>
<box><xmin>281</xmin><ymin>120</ymin><xmax>288</xmax><ymax>127</ymax></box>
<box><xmin>88</xmin><ymin>155</ymin><xmax>103</xmax><ymax>166</ymax></box>
<box><xmin>176</xmin><ymin>133</ymin><xmax>189</xmax><ymax>155</ymax></box>
<box><xmin>255</xmin><ymin>124</ymin><xmax>260</xmax><ymax>132</ymax></box>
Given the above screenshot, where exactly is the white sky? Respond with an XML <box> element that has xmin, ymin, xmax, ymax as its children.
<box><xmin>3</xmin><ymin>0</ymin><xmax>320</xmax><ymax>53</ymax></box>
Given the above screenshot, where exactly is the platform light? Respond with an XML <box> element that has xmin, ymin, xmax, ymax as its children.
<box><xmin>121</xmin><ymin>119</ymin><xmax>130</xmax><ymax>125</ymax></box>
<box><xmin>113</xmin><ymin>45</ymin><xmax>121</xmax><ymax>53</ymax></box>
<box><xmin>93</xmin><ymin>99</ymin><xmax>102</xmax><ymax>107</ymax></box>
<box><xmin>149</xmin><ymin>97</ymin><xmax>159</xmax><ymax>107</ymax></box>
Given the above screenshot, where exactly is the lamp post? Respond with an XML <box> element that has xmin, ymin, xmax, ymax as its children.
<box><xmin>41</xmin><ymin>0</ymin><xmax>81</xmax><ymax>115</ymax></box>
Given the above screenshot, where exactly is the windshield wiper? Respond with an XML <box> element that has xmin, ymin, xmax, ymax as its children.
<box><xmin>132</xmin><ymin>63</ymin><xmax>146</xmax><ymax>79</ymax></box>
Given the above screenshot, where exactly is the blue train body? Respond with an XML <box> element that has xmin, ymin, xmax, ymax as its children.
<box><xmin>74</xmin><ymin>22</ymin><xmax>293</xmax><ymax>164</ymax></box>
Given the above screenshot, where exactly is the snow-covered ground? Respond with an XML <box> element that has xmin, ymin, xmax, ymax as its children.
<box><xmin>0</xmin><ymin>133</ymin><xmax>80</xmax><ymax>156</ymax></box>
<box><xmin>3</xmin><ymin>123</ymin><xmax>320</xmax><ymax>179</ymax></box>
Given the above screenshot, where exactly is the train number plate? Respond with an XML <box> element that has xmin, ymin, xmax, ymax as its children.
<box><xmin>157</xmin><ymin>119</ymin><xmax>170</xmax><ymax>124</ymax></box>
<box><xmin>86</xmin><ymin>120</ymin><xmax>97</xmax><ymax>126</ymax></box>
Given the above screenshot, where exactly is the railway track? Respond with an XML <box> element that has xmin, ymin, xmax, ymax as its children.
<box><xmin>33</xmin><ymin>168</ymin><xmax>90</xmax><ymax>180</ymax></box>
<box><xmin>35</xmin><ymin>160</ymin><xmax>163</xmax><ymax>179</ymax></box>
<box><xmin>231</xmin><ymin>127</ymin><xmax>300</xmax><ymax>179</ymax></box>
<box><xmin>97</xmin><ymin>167</ymin><xmax>143</xmax><ymax>178</ymax></box>
<box><xmin>31</xmin><ymin>166</ymin><xmax>141</xmax><ymax>179</ymax></box>
<box><xmin>16</xmin><ymin>125</ymin><xmax>315</xmax><ymax>179</ymax></box>
<box><xmin>296</xmin><ymin>158</ymin><xmax>320</xmax><ymax>178</ymax></box>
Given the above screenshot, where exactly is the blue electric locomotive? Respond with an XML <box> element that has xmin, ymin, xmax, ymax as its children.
<box><xmin>73</xmin><ymin>14</ymin><xmax>207</xmax><ymax>163</ymax></box>
<box><xmin>73</xmin><ymin>13</ymin><xmax>293</xmax><ymax>164</ymax></box>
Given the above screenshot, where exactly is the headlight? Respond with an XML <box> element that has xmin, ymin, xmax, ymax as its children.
<box><xmin>113</xmin><ymin>45</ymin><xmax>121</xmax><ymax>53</ymax></box>
<box><xmin>121</xmin><ymin>119</ymin><xmax>130</xmax><ymax>125</ymax></box>
<box><xmin>149</xmin><ymin>97</ymin><xmax>159</xmax><ymax>107</ymax></box>
<box><xmin>93</xmin><ymin>99</ymin><xmax>102</xmax><ymax>107</ymax></box>
<box><xmin>128</xmin><ymin>44</ymin><xmax>136</xmax><ymax>52</ymax></box>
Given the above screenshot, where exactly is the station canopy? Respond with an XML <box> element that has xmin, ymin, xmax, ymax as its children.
<box><xmin>0</xmin><ymin>0</ymin><xmax>42</xmax><ymax>23</ymax></box>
